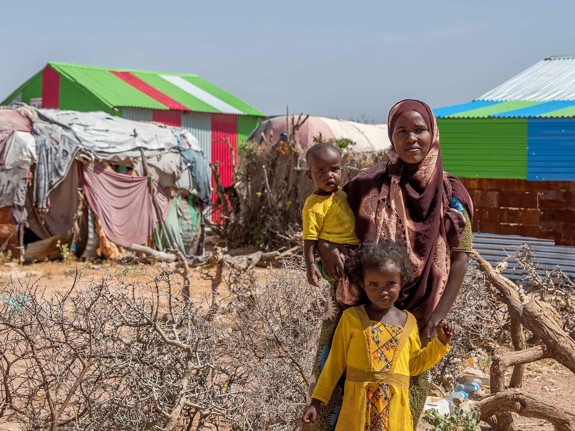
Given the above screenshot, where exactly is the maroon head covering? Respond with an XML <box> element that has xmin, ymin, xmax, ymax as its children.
<box><xmin>343</xmin><ymin>99</ymin><xmax>473</xmax><ymax>327</ymax></box>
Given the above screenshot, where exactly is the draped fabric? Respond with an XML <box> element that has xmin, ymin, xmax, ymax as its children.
<box><xmin>344</xmin><ymin>100</ymin><xmax>473</xmax><ymax>327</ymax></box>
<box><xmin>81</xmin><ymin>163</ymin><xmax>169</xmax><ymax>247</ymax></box>
<box><xmin>0</xmin><ymin>109</ymin><xmax>34</xmax><ymax>224</ymax></box>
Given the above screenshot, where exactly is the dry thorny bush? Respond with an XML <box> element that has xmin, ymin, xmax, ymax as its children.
<box><xmin>0</xmin><ymin>259</ymin><xmax>322</xmax><ymax>430</ymax></box>
<box><xmin>0</xmin><ymin>248</ymin><xmax>573</xmax><ymax>430</ymax></box>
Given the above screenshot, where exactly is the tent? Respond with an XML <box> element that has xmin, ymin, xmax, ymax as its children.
<box><xmin>0</xmin><ymin>105</ymin><xmax>210</xmax><ymax>261</ymax></box>
<box><xmin>247</xmin><ymin>115</ymin><xmax>391</xmax><ymax>153</ymax></box>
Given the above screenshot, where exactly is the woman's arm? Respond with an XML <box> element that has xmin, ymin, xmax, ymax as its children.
<box><xmin>421</xmin><ymin>251</ymin><xmax>469</xmax><ymax>345</ymax></box>
<box><xmin>315</xmin><ymin>239</ymin><xmax>351</xmax><ymax>281</ymax></box>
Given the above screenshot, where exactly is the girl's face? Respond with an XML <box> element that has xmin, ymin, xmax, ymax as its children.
<box><xmin>362</xmin><ymin>262</ymin><xmax>401</xmax><ymax>311</ymax></box>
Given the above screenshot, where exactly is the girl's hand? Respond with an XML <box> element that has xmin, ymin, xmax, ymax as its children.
<box><xmin>302</xmin><ymin>401</ymin><xmax>319</xmax><ymax>424</ymax></box>
<box><xmin>436</xmin><ymin>319</ymin><xmax>454</xmax><ymax>345</ymax></box>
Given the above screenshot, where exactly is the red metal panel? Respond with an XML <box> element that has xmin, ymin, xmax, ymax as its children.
<box><xmin>110</xmin><ymin>71</ymin><xmax>189</xmax><ymax>111</ymax></box>
<box><xmin>42</xmin><ymin>65</ymin><xmax>60</xmax><ymax>108</ymax></box>
<box><xmin>152</xmin><ymin>110</ymin><xmax>182</xmax><ymax>127</ymax></box>
<box><xmin>211</xmin><ymin>114</ymin><xmax>238</xmax><ymax>187</ymax></box>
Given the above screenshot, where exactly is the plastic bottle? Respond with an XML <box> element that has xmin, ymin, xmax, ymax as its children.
<box><xmin>445</xmin><ymin>391</ymin><xmax>469</xmax><ymax>412</ymax></box>
<box><xmin>445</xmin><ymin>391</ymin><xmax>469</xmax><ymax>403</ymax></box>
<box><xmin>455</xmin><ymin>383</ymin><xmax>481</xmax><ymax>393</ymax></box>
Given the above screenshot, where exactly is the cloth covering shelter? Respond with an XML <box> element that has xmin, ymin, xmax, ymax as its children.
<box><xmin>247</xmin><ymin>115</ymin><xmax>391</xmax><ymax>153</ymax></box>
<box><xmin>0</xmin><ymin>105</ymin><xmax>210</xmax><ymax>259</ymax></box>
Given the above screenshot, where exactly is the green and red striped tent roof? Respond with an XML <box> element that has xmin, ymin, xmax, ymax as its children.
<box><xmin>4</xmin><ymin>62</ymin><xmax>264</xmax><ymax>116</ymax></box>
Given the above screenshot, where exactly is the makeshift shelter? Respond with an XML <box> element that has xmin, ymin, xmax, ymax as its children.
<box><xmin>434</xmin><ymin>56</ymin><xmax>575</xmax><ymax>247</ymax></box>
<box><xmin>0</xmin><ymin>105</ymin><xmax>210</xmax><ymax>261</ymax></box>
<box><xmin>1</xmin><ymin>62</ymin><xmax>265</xmax><ymax>189</ymax></box>
<box><xmin>247</xmin><ymin>115</ymin><xmax>391</xmax><ymax>152</ymax></box>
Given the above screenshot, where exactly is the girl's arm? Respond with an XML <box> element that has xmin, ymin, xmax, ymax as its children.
<box><xmin>408</xmin><ymin>325</ymin><xmax>450</xmax><ymax>376</ymax></box>
<box><xmin>421</xmin><ymin>251</ymin><xmax>469</xmax><ymax>345</ymax></box>
<box><xmin>302</xmin><ymin>398</ymin><xmax>321</xmax><ymax>424</ymax></box>
<box><xmin>311</xmin><ymin>311</ymin><xmax>351</xmax><ymax>404</ymax></box>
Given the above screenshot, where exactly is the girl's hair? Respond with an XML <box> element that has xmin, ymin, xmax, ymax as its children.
<box><xmin>346</xmin><ymin>240</ymin><xmax>413</xmax><ymax>289</ymax></box>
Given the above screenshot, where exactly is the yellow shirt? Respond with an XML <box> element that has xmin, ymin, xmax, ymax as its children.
<box><xmin>302</xmin><ymin>188</ymin><xmax>358</xmax><ymax>245</ymax></box>
<box><xmin>312</xmin><ymin>306</ymin><xmax>449</xmax><ymax>431</ymax></box>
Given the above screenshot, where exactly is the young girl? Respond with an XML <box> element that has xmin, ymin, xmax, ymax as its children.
<box><xmin>302</xmin><ymin>241</ymin><xmax>454</xmax><ymax>430</ymax></box>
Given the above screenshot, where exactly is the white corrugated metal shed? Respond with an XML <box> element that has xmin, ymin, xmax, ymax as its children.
<box><xmin>478</xmin><ymin>56</ymin><xmax>575</xmax><ymax>101</ymax></box>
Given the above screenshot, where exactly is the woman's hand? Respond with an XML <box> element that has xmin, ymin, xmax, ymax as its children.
<box><xmin>420</xmin><ymin>318</ymin><xmax>439</xmax><ymax>347</ymax></box>
<box><xmin>316</xmin><ymin>240</ymin><xmax>350</xmax><ymax>281</ymax></box>
<box><xmin>422</xmin><ymin>251</ymin><xmax>469</xmax><ymax>345</ymax></box>
<box><xmin>436</xmin><ymin>319</ymin><xmax>454</xmax><ymax>345</ymax></box>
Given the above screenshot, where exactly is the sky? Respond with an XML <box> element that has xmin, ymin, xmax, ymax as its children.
<box><xmin>1</xmin><ymin>0</ymin><xmax>575</xmax><ymax>123</ymax></box>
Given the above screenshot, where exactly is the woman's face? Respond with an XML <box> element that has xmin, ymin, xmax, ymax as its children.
<box><xmin>391</xmin><ymin>110</ymin><xmax>432</xmax><ymax>165</ymax></box>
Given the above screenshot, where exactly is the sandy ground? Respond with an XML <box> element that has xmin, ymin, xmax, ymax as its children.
<box><xmin>0</xmin><ymin>260</ymin><xmax>574</xmax><ymax>430</ymax></box>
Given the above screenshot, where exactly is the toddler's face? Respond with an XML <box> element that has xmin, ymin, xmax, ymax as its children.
<box><xmin>307</xmin><ymin>150</ymin><xmax>342</xmax><ymax>194</ymax></box>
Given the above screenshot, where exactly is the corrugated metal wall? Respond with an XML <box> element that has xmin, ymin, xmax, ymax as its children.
<box><xmin>182</xmin><ymin>112</ymin><xmax>212</xmax><ymax>165</ymax></box>
<box><xmin>211</xmin><ymin>114</ymin><xmax>238</xmax><ymax>187</ymax></box>
<box><xmin>152</xmin><ymin>110</ymin><xmax>181</xmax><ymax>127</ymax></box>
<box><xmin>437</xmin><ymin>118</ymin><xmax>528</xmax><ymax>179</ymax></box>
<box><xmin>122</xmin><ymin>107</ymin><xmax>153</xmax><ymax>122</ymax></box>
<box><xmin>527</xmin><ymin>118</ymin><xmax>575</xmax><ymax>180</ymax></box>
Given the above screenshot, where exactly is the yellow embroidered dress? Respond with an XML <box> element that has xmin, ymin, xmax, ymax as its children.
<box><xmin>312</xmin><ymin>306</ymin><xmax>449</xmax><ymax>431</ymax></box>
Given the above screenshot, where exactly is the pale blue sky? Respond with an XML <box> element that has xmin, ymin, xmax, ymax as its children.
<box><xmin>2</xmin><ymin>0</ymin><xmax>574</xmax><ymax>122</ymax></box>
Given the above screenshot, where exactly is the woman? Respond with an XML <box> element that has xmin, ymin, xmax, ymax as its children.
<box><xmin>307</xmin><ymin>99</ymin><xmax>473</xmax><ymax>430</ymax></box>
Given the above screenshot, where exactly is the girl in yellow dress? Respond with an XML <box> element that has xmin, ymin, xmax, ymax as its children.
<box><xmin>302</xmin><ymin>241</ymin><xmax>454</xmax><ymax>431</ymax></box>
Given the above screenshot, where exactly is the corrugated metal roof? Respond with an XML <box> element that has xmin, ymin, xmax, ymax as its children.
<box><xmin>478</xmin><ymin>56</ymin><xmax>575</xmax><ymax>101</ymax></box>
<box><xmin>47</xmin><ymin>62</ymin><xmax>264</xmax><ymax>116</ymax></box>
<box><xmin>473</xmin><ymin>232</ymin><xmax>575</xmax><ymax>282</ymax></box>
<box><xmin>434</xmin><ymin>100</ymin><xmax>575</xmax><ymax>118</ymax></box>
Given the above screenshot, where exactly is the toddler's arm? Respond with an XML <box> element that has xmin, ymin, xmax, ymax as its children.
<box><xmin>304</xmin><ymin>240</ymin><xmax>321</xmax><ymax>286</ymax></box>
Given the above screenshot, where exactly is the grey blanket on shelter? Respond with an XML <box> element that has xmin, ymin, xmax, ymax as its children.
<box><xmin>33</xmin><ymin>118</ymin><xmax>80</xmax><ymax>210</ymax></box>
<box><xmin>175</xmin><ymin>129</ymin><xmax>211</xmax><ymax>204</ymax></box>
<box><xmin>40</xmin><ymin>109</ymin><xmax>179</xmax><ymax>157</ymax></box>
